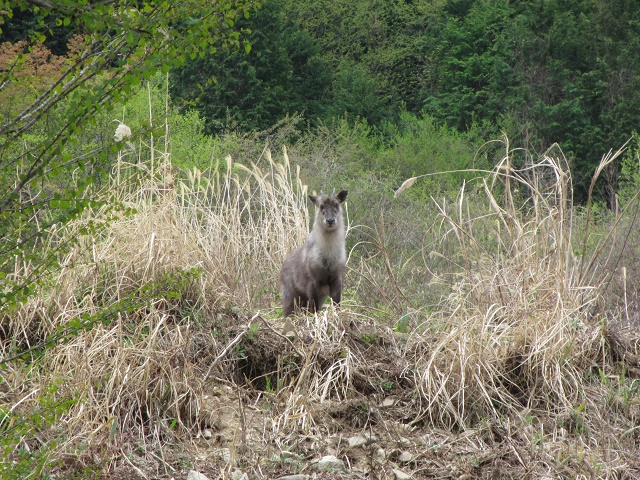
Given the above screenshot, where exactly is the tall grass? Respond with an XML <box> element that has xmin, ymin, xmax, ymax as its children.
<box><xmin>391</xmin><ymin>139</ymin><xmax>634</xmax><ymax>425</ymax></box>
<box><xmin>1</xmin><ymin>104</ymin><xmax>639</xmax><ymax>477</ymax></box>
<box><xmin>0</xmin><ymin>113</ymin><xmax>310</xmax><ymax>475</ymax></box>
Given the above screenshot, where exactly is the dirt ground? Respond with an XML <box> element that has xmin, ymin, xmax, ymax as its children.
<box><xmin>88</xmin><ymin>313</ymin><xmax>640</xmax><ymax>480</ymax></box>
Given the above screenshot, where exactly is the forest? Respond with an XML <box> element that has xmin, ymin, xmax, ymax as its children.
<box><xmin>169</xmin><ymin>0</ymin><xmax>640</xmax><ymax>201</ymax></box>
<box><xmin>1</xmin><ymin>0</ymin><xmax>640</xmax><ymax>478</ymax></box>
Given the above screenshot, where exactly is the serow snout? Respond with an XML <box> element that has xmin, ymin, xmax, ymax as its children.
<box><xmin>326</xmin><ymin>217</ymin><xmax>336</xmax><ymax>226</ymax></box>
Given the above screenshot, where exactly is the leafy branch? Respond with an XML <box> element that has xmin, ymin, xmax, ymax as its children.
<box><xmin>0</xmin><ymin>0</ymin><xmax>261</xmax><ymax>310</ymax></box>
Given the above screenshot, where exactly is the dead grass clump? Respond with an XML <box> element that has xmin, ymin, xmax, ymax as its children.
<box><xmin>1</xmin><ymin>133</ymin><xmax>311</xmax><ymax>476</ymax></box>
<box><xmin>45</xmin><ymin>312</ymin><xmax>202</xmax><ymax>437</ymax></box>
<box><xmin>396</xmin><ymin>139</ymin><xmax>631</xmax><ymax>430</ymax></box>
<box><xmin>230</xmin><ymin>310</ymin><xmax>409</xmax><ymax>437</ymax></box>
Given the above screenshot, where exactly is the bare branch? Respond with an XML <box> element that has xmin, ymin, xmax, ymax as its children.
<box><xmin>24</xmin><ymin>0</ymin><xmax>54</xmax><ymax>9</ymax></box>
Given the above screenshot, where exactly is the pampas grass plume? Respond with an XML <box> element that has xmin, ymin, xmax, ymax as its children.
<box><xmin>394</xmin><ymin>176</ymin><xmax>417</xmax><ymax>197</ymax></box>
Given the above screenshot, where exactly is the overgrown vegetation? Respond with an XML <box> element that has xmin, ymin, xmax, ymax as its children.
<box><xmin>1</xmin><ymin>83</ymin><xmax>640</xmax><ymax>477</ymax></box>
<box><xmin>169</xmin><ymin>0</ymin><xmax>640</xmax><ymax>201</ymax></box>
<box><xmin>0</xmin><ymin>0</ymin><xmax>260</xmax><ymax>310</ymax></box>
<box><xmin>2</xmin><ymin>1</ymin><xmax>640</xmax><ymax>478</ymax></box>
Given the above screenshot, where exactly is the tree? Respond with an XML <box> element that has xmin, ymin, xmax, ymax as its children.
<box><xmin>280</xmin><ymin>0</ymin><xmax>640</xmax><ymax>200</ymax></box>
<box><xmin>514</xmin><ymin>0</ymin><xmax>640</xmax><ymax>200</ymax></box>
<box><xmin>417</xmin><ymin>0</ymin><xmax>640</xmax><ymax>200</ymax></box>
<box><xmin>0</xmin><ymin>0</ymin><xmax>260</xmax><ymax>309</ymax></box>
<box><xmin>171</xmin><ymin>0</ymin><xmax>331</xmax><ymax>134</ymax></box>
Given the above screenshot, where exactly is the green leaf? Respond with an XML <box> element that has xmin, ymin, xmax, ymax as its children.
<box><xmin>53</xmin><ymin>199</ymin><xmax>72</xmax><ymax>209</ymax></box>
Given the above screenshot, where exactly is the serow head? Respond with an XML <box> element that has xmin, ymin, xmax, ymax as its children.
<box><xmin>309</xmin><ymin>190</ymin><xmax>348</xmax><ymax>231</ymax></box>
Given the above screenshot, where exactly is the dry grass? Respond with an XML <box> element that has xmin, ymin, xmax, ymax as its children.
<box><xmin>1</xmin><ymin>132</ymin><xmax>311</xmax><ymax>475</ymax></box>
<box><xmin>2</xmin><ymin>129</ymin><xmax>640</xmax><ymax>479</ymax></box>
<box><xmin>406</xmin><ymin>140</ymin><xmax>594</xmax><ymax>427</ymax></box>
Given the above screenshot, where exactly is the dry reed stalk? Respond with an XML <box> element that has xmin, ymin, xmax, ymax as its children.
<box><xmin>403</xmin><ymin>140</ymin><xmax>618</xmax><ymax>429</ymax></box>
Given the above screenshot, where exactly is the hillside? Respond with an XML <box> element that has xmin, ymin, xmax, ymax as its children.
<box><xmin>2</xmin><ymin>96</ymin><xmax>640</xmax><ymax>477</ymax></box>
<box><xmin>2</xmin><ymin>1</ymin><xmax>640</xmax><ymax>478</ymax></box>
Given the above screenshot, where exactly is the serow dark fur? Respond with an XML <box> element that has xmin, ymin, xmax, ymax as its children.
<box><xmin>280</xmin><ymin>190</ymin><xmax>348</xmax><ymax>316</ymax></box>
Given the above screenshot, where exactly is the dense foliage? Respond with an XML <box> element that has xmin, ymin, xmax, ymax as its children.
<box><xmin>2</xmin><ymin>2</ymin><xmax>640</xmax><ymax>475</ymax></box>
<box><xmin>0</xmin><ymin>0</ymin><xmax>260</xmax><ymax>308</ymax></box>
<box><xmin>170</xmin><ymin>0</ymin><xmax>640</xmax><ymax>200</ymax></box>
<box><xmin>170</xmin><ymin>0</ymin><xmax>331</xmax><ymax>132</ymax></box>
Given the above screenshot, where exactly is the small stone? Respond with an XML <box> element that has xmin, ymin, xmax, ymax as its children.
<box><xmin>187</xmin><ymin>472</ymin><xmax>210</xmax><ymax>480</ymax></box>
<box><xmin>282</xmin><ymin>319</ymin><xmax>296</xmax><ymax>337</ymax></box>
<box><xmin>392</xmin><ymin>468</ymin><xmax>411</xmax><ymax>480</ymax></box>
<box><xmin>398</xmin><ymin>451</ymin><xmax>413</xmax><ymax>462</ymax></box>
<box><xmin>362</xmin><ymin>432</ymin><xmax>378</xmax><ymax>444</ymax></box>
<box><xmin>231</xmin><ymin>470</ymin><xmax>248</xmax><ymax>480</ymax></box>
<box><xmin>202</xmin><ymin>429</ymin><xmax>213</xmax><ymax>439</ymax></box>
<box><xmin>347</xmin><ymin>435</ymin><xmax>368</xmax><ymax>448</ymax></box>
<box><xmin>314</xmin><ymin>454</ymin><xmax>345</xmax><ymax>472</ymax></box>
<box><xmin>399</xmin><ymin>436</ymin><xmax>413</xmax><ymax>446</ymax></box>
<box><xmin>276</xmin><ymin>476</ymin><xmax>310</xmax><ymax>480</ymax></box>
<box><xmin>382</xmin><ymin>397</ymin><xmax>395</xmax><ymax>407</ymax></box>
<box><xmin>375</xmin><ymin>448</ymin><xmax>386</xmax><ymax>462</ymax></box>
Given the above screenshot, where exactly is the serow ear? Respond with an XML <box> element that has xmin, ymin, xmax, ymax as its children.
<box><xmin>308</xmin><ymin>194</ymin><xmax>318</xmax><ymax>206</ymax></box>
<box><xmin>337</xmin><ymin>190</ymin><xmax>348</xmax><ymax>203</ymax></box>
